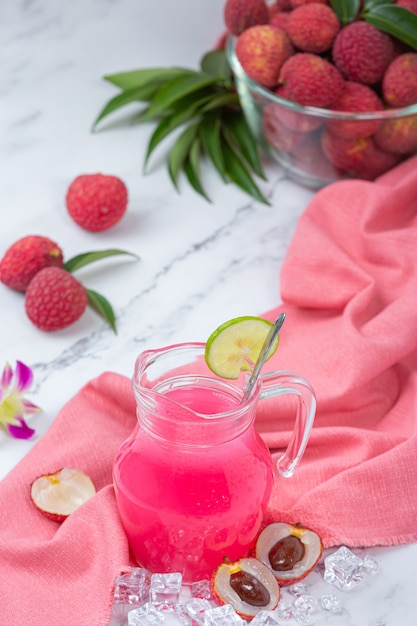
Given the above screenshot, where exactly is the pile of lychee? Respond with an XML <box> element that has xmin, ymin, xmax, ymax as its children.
<box><xmin>225</xmin><ymin>0</ymin><xmax>417</xmax><ymax>181</ymax></box>
<box><xmin>0</xmin><ymin>173</ymin><xmax>131</xmax><ymax>332</ymax></box>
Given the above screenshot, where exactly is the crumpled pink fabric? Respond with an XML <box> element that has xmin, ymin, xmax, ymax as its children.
<box><xmin>259</xmin><ymin>155</ymin><xmax>417</xmax><ymax>546</ymax></box>
<box><xmin>1</xmin><ymin>156</ymin><xmax>417</xmax><ymax>625</ymax></box>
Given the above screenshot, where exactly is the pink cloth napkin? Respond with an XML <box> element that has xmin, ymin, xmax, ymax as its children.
<box><xmin>259</xmin><ymin>155</ymin><xmax>417</xmax><ymax>547</ymax></box>
<box><xmin>1</xmin><ymin>156</ymin><xmax>417</xmax><ymax>624</ymax></box>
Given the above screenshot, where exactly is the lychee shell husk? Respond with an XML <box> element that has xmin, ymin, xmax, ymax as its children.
<box><xmin>30</xmin><ymin>467</ymin><xmax>96</xmax><ymax>522</ymax></box>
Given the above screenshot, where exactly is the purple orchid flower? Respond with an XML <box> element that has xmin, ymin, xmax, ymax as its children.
<box><xmin>0</xmin><ymin>361</ymin><xmax>40</xmax><ymax>439</ymax></box>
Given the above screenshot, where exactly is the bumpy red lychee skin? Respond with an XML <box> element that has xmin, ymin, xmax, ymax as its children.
<box><xmin>272</xmin><ymin>85</ymin><xmax>324</xmax><ymax>131</ymax></box>
<box><xmin>275</xmin><ymin>0</ymin><xmax>293</xmax><ymax>11</ymax></box>
<box><xmin>0</xmin><ymin>235</ymin><xmax>64</xmax><ymax>292</ymax></box>
<box><xmin>286</xmin><ymin>3</ymin><xmax>340</xmax><ymax>53</ymax></box>
<box><xmin>269</xmin><ymin>11</ymin><xmax>291</xmax><ymax>33</ymax></box>
<box><xmin>374</xmin><ymin>116</ymin><xmax>417</xmax><ymax>154</ymax></box>
<box><xmin>327</xmin><ymin>81</ymin><xmax>384</xmax><ymax>139</ymax></box>
<box><xmin>263</xmin><ymin>103</ymin><xmax>307</xmax><ymax>152</ymax></box>
<box><xmin>396</xmin><ymin>0</ymin><xmax>417</xmax><ymax>14</ymax></box>
<box><xmin>66</xmin><ymin>173</ymin><xmax>128</xmax><ymax>232</ymax></box>
<box><xmin>279</xmin><ymin>52</ymin><xmax>344</xmax><ymax>107</ymax></box>
<box><xmin>382</xmin><ymin>53</ymin><xmax>417</xmax><ymax>108</ymax></box>
<box><xmin>332</xmin><ymin>22</ymin><xmax>394</xmax><ymax>85</ymax></box>
<box><xmin>293</xmin><ymin>131</ymin><xmax>341</xmax><ymax>179</ymax></box>
<box><xmin>290</xmin><ymin>0</ymin><xmax>328</xmax><ymax>7</ymax></box>
<box><xmin>236</xmin><ymin>25</ymin><xmax>293</xmax><ymax>88</ymax></box>
<box><xmin>321</xmin><ymin>129</ymin><xmax>399</xmax><ymax>178</ymax></box>
<box><xmin>25</xmin><ymin>267</ymin><xmax>88</xmax><ymax>331</ymax></box>
<box><xmin>224</xmin><ymin>0</ymin><xmax>269</xmax><ymax>35</ymax></box>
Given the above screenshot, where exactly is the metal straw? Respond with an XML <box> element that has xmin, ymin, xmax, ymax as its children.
<box><xmin>241</xmin><ymin>312</ymin><xmax>286</xmax><ymax>403</ymax></box>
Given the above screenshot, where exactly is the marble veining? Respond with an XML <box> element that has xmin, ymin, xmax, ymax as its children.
<box><xmin>1</xmin><ymin>1</ymin><xmax>416</xmax><ymax>624</ymax></box>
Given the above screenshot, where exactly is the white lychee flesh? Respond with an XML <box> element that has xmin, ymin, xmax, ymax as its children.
<box><xmin>255</xmin><ymin>522</ymin><xmax>322</xmax><ymax>584</ymax></box>
<box><xmin>213</xmin><ymin>557</ymin><xmax>280</xmax><ymax>618</ymax></box>
<box><xmin>30</xmin><ymin>467</ymin><xmax>96</xmax><ymax>521</ymax></box>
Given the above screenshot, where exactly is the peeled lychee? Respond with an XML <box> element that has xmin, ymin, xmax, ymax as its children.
<box><xmin>327</xmin><ymin>81</ymin><xmax>384</xmax><ymax>139</ymax></box>
<box><xmin>382</xmin><ymin>53</ymin><xmax>417</xmax><ymax>108</ymax></box>
<box><xmin>236</xmin><ymin>24</ymin><xmax>293</xmax><ymax>88</ymax></box>
<box><xmin>212</xmin><ymin>557</ymin><xmax>280</xmax><ymax>618</ymax></box>
<box><xmin>224</xmin><ymin>0</ymin><xmax>269</xmax><ymax>36</ymax></box>
<box><xmin>286</xmin><ymin>3</ymin><xmax>340</xmax><ymax>53</ymax></box>
<box><xmin>332</xmin><ymin>21</ymin><xmax>394</xmax><ymax>85</ymax></box>
<box><xmin>255</xmin><ymin>522</ymin><xmax>322</xmax><ymax>585</ymax></box>
<box><xmin>279</xmin><ymin>52</ymin><xmax>344</xmax><ymax>107</ymax></box>
<box><xmin>30</xmin><ymin>468</ymin><xmax>96</xmax><ymax>522</ymax></box>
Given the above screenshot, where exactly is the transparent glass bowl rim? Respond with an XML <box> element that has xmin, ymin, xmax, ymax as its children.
<box><xmin>226</xmin><ymin>34</ymin><xmax>417</xmax><ymax>122</ymax></box>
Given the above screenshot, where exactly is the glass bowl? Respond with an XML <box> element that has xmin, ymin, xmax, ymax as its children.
<box><xmin>226</xmin><ymin>35</ymin><xmax>417</xmax><ymax>189</ymax></box>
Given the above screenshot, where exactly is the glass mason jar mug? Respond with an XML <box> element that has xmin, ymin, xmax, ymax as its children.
<box><xmin>113</xmin><ymin>342</ymin><xmax>316</xmax><ymax>583</ymax></box>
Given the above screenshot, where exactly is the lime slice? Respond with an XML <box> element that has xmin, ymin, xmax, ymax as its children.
<box><xmin>204</xmin><ymin>316</ymin><xmax>279</xmax><ymax>379</ymax></box>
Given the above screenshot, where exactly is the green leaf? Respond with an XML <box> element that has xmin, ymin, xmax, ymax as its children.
<box><xmin>168</xmin><ymin>122</ymin><xmax>200</xmax><ymax>187</ymax></box>
<box><xmin>222</xmin><ymin>135</ymin><xmax>269</xmax><ymax>205</ymax></box>
<box><xmin>145</xmin><ymin>72</ymin><xmax>220</xmax><ymax>119</ymax></box>
<box><xmin>200</xmin><ymin>49</ymin><xmax>229</xmax><ymax>81</ymax></box>
<box><xmin>330</xmin><ymin>0</ymin><xmax>360</xmax><ymax>24</ymax></box>
<box><xmin>223</xmin><ymin>112</ymin><xmax>266</xmax><ymax>180</ymax></box>
<box><xmin>86</xmin><ymin>288</ymin><xmax>117</xmax><ymax>334</ymax></box>
<box><xmin>92</xmin><ymin>85</ymin><xmax>158</xmax><ymax>129</ymax></box>
<box><xmin>103</xmin><ymin>67</ymin><xmax>189</xmax><ymax>90</ymax></box>
<box><xmin>363</xmin><ymin>5</ymin><xmax>417</xmax><ymax>49</ymax></box>
<box><xmin>64</xmin><ymin>249</ymin><xmax>139</xmax><ymax>273</ymax></box>
<box><xmin>363</xmin><ymin>0</ymin><xmax>394</xmax><ymax>9</ymax></box>
<box><xmin>200</xmin><ymin>91</ymin><xmax>239</xmax><ymax>113</ymax></box>
<box><xmin>183</xmin><ymin>138</ymin><xmax>211</xmax><ymax>202</ymax></box>
<box><xmin>143</xmin><ymin>91</ymin><xmax>214</xmax><ymax>167</ymax></box>
<box><xmin>200</xmin><ymin>112</ymin><xmax>226</xmax><ymax>181</ymax></box>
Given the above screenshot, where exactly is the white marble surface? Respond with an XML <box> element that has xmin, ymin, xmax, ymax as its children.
<box><xmin>1</xmin><ymin>1</ymin><xmax>416</xmax><ymax>624</ymax></box>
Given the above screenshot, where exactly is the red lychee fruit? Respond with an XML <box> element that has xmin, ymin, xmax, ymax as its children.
<box><xmin>374</xmin><ymin>115</ymin><xmax>417</xmax><ymax>154</ymax></box>
<box><xmin>224</xmin><ymin>0</ymin><xmax>269</xmax><ymax>36</ymax></box>
<box><xmin>286</xmin><ymin>3</ymin><xmax>340</xmax><ymax>53</ymax></box>
<box><xmin>275</xmin><ymin>0</ymin><xmax>293</xmax><ymax>11</ymax></box>
<box><xmin>263</xmin><ymin>104</ymin><xmax>307</xmax><ymax>152</ymax></box>
<box><xmin>332</xmin><ymin>21</ymin><xmax>394</xmax><ymax>85</ymax></box>
<box><xmin>269</xmin><ymin>11</ymin><xmax>291</xmax><ymax>33</ymax></box>
<box><xmin>396</xmin><ymin>0</ymin><xmax>417</xmax><ymax>14</ymax></box>
<box><xmin>359</xmin><ymin>148</ymin><xmax>400</xmax><ymax>180</ymax></box>
<box><xmin>272</xmin><ymin>85</ymin><xmax>324</xmax><ymax>131</ymax></box>
<box><xmin>236</xmin><ymin>24</ymin><xmax>293</xmax><ymax>88</ymax></box>
<box><xmin>293</xmin><ymin>131</ymin><xmax>341</xmax><ymax>180</ymax></box>
<box><xmin>321</xmin><ymin>129</ymin><xmax>398</xmax><ymax>178</ymax></box>
<box><xmin>279</xmin><ymin>52</ymin><xmax>344</xmax><ymax>107</ymax></box>
<box><xmin>382</xmin><ymin>53</ymin><xmax>417</xmax><ymax>108</ymax></box>
<box><xmin>290</xmin><ymin>0</ymin><xmax>329</xmax><ymax>7</ymax></box>
<box><xmin>25</xmin><ymin>267</ymin><xmax>88</xmax><ymax>331</ymax></box>
<box><xmin>66</xmin><ymin>173</ymin><xmax>128</xmax><ymax>232</ymax></box>
<box><xmin>327</xmin><ymin>81</ymin><xmax>384</xmax><ymax>139</ymax></box>
<box><xmin>0</xmin><ymin>235</ymin><xmax>63</xmax><ymax>292</ymax></box>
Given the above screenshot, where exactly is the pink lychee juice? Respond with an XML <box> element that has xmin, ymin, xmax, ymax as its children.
<box><xmin>113</xmin><ymin>384</ymin><xmax>274</xmax><ymax>583</ymax></box>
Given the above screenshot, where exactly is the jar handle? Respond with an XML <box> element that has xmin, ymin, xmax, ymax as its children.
<box><xmin>259</xmin><ymin>370</ymin><xmax>317</xmax><ymax>478</ymax></box>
